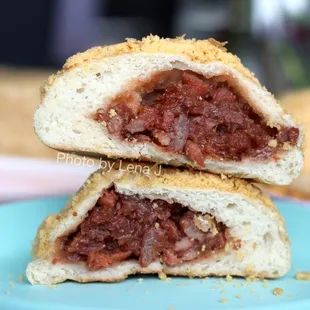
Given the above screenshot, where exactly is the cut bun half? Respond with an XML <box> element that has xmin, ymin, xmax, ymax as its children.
<box><xmin>26</xmin><ymin>161</ymin><xmax>290</xmax><ymax>285</ymax></box>
<box><xmin>34</xmin><ymin>36</ymin><xmax>303</xmax><ymax>185</ymax></box>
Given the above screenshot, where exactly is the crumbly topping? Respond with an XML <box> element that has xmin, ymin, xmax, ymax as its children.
<box><xmin>193</xmin><ymin>214</ymin><xmax>218</xmax><ymax>235</ymax></box>
<box><xmin>108</xmin><ymin>109</ymin><xmax>117</xmax><ymax>118</ymax></box>
<box><xmin>158</xmin><ymin>272</ymin><xmax>171</xmax><ymax>281</ymax></box>
<box><xmin>61</xmin><ymin>35</ymin><xmax>258</xmax><ymax>84</ymax></box>
<box><xmin>268</xmin><ymin>139</ymin><xmax>278</xmax><ymax>147</ymax></box>
<box><xmin>219</xmin><ymin>298</ymin><xmax>228</xmax><ymax>303</ymax></box>
<box><xmin>226</xmin><ymin>275</ymin><xmax>233</xmax><ymax>282</ymax></box>
<box><xmin>295</xmin><ymin>272</ymin><xmax>310</xmax><ymax>281</ymax></box>
<box><xmin>273</xmin><ymin>287</ymin><xmax>283</xmax><ymax>296</ymax></box>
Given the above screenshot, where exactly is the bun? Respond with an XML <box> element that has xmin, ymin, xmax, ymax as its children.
<box><xmin>26</xmin><ymin>161</ymin><xmax>290</xmax><ymax>284</ymax></box>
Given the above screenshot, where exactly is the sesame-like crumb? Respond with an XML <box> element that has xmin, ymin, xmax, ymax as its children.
<box><xmin>245</xmin><ymin>274</ymin><xmax>258</xmax><ymax>282</ymax></box>
<box><xmin>226</xmin><ymin>275</ymin><xmax>233</xmax><ymax>282</ymax></box>
<box><xmin>201</xmin><ymin>245</ymin><xmax>206</xmax><ymax>252</ymax></box>
<box><xmin>9</xmin><ymin>281</ymin><xmax>15</xmax><ymax>288</ymax></box>
<box><xmin>220</xmin><ymin>174</ymin><xmax>227</xmax><ymax>180</ymax></box>
<box><xmin>177</xmin><ymin>282</ymin><xmax>185</xmax><ymax>286</ymax></box>
<box><xmin>219</xmin><ymin>298</ymin><xmax>228</xmax><ymax>303</ymax></box>
<box><xmin>19</xmin><ymin>274</ymin><xmax>24</xmax><ymax>283</ymax></box>
<box><xmin>268</xmin><ymin>139</ymin><xmax>277</xmax><ymax>147</ymax></box>
<box><xmin>295</xmin><ymin>272</ymin><xmax>310</xmax><ymax>281</ymax></box>
<box><xmin>273</xmin><ymin>287</ymin><xmax>283</xmax><ymax>296</ymax></box>
<box><xmin>137</xmin><ymin>278</ymin><xmax>144</xmax><ymax>282</ymax></box>
<box><xmin>109</xmin><ymin>109</ymin><xmax>117</xmax><ymax>118</ymax></box>
<box><xmin>236</xmin><ymin>294</ymin><xmax>242</xmax><ymax>299</ymax></box>
<box><xmin>158</xmin><ymin>272</ymin><xmax>171</xmax><ymax>281</ymax></box>
<box><xmin>6</xmin><ymin>290</ymin><xmax>11</xmax><ymax>295</ymax></box>
<box><xmin>155</xmin><ymin>222</ymin><xmax>160</xmax><ymax>228</ymax></box>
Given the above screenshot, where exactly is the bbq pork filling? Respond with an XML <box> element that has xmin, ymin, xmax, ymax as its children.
<box><xmin>95</xmin><ymin>70</ymin><xmax>299</xmax><ymax>166</ymax></box>
<box><xmin>56</xmin><ymin>188</ymin><xmax>230</xmax><ymax>271</ymax></box>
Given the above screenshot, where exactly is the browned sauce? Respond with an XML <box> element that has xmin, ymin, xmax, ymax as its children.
<box><xmin>57</xmin><ymin>188</ymin><xmax>227</xmax><ymax>271</ymax></box>
<box><xmin>96</xmin><ymin>70</ymin><xmax>299</xmax><ymax>166</ymax></box>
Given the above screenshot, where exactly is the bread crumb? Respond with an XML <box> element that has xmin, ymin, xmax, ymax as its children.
<box><xmin>273</xmin><ymin>287</ymin><xmax>283</xmax><ymax>296</ymax></box>
<box><xmin>246</xmin><ymin>275</ymin><xmax>258</xmax><ymax>282</ymax></box>
<box><xmin>19</xmin><ymin>274</ymin><xmax>24</xmax><ymax>283</ymax></box>
<box><xmin>109</xmin><ymin>109</ymin><xmax>117</xmax><ymax>118</ymax></box>
<box><xmin>177</xmin><ymin>282</ymin><xmax>185</xmax><ymax>286</ymax></box>
<box><xmin>158</xmin><ymin>272</ymin><xmax>171</xmax><ymax>281</ymax></box>
<box><xmin>233</xmin><ymin>283</ymin><xmax>241</xmax><ymax>288</ymax></box>
<box><xmin>155</xmin><ymin>222</ymin><xmax>160</xmax><ymax>229</ymax></box>
<box><xmin>295</xmin><ymin>272</ymin><xmax>310</xmax><ymax>281</ymax></box>
<box><xmin>6</xmin><ymin>290</ymin><xmax>11</xmax><ymax>295</ymax></box>
<box><xmin>100</xmin><ymin>120</ymin><xmax>107</xmax><ymax>127</ymax></box>
<box><xmin>226</xmin><ymin>275</ymin><xmax>233</xmax><ymax>282</ymax></box>
<box><xmin>236</xmin><ymin>294</ymin><xmax>242</xmax><ymax>299</ymax></box>
<box><xmin>194</xmin><ymin>214</ymin><xmax>218</xmax><ymax>236</ymax></box>
<box><xmin>9</xmin><ymin>281</ymin><xmax>15</xmax><ymax>288</ymax></box>
<box><xmin>219</xmin><ymin>298</ymin><xmax>228</xmax><ymax>303</ymax></box>
<box><xmin>201</xmin><ymin>245</ymin><xmax>206</xmax><ymax>252</ymax></box>
<box><xmin>268</xmin><ymin>139</ymin><xmax>277</xmax><ymax>147</ymax></box>
<box><xmin>220</xmin><ymin>174</ymin><xmax>227</xmax><ymax>180</ymax></box>
<box><xmin>263</xmin><ymin>279</ymin><xmax>269</xmax><ymax>288</ymax></box>
<box><xmin>282</xmin><ymin>142</ymin><xmax>291</xmax><ymax>150</ymax></box>
<box><xmin>137</xmin><ymin>278</ymin><xmax>144</xmax><ymax>282</ymax></box>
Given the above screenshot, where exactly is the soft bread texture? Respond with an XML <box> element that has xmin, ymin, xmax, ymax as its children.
<box><xmin>34</xmin><ymin>35</ymin><xmax>303</xmax><ymax>185</ymax></box>
<box><xmin>26</xmin><ymin>161</ymin><xmax>291</xmax><ymax>285</ymax></box>
<box><xmin>264</xmin><ymin>89</ymin><xmax>310</xmax><ymax>199</ymax></box>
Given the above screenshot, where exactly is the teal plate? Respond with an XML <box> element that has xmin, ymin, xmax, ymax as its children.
<box><xmin>0</xmin><ymin>197</ymin><xmax>310</xmax><ymax>310</ymax></box>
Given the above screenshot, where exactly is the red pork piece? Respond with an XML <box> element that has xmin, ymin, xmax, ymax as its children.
<box><xmin>57</xmin><ymin>188</ymin><xmax>228</xmax><ymax>270</ymax></box>
<box><xmin>96</xmin><ymin>70</ymin><xmax>299</xmax><ymax>165</ymax></box>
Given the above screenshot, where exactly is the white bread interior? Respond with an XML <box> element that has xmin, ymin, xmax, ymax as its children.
<box><xmin>34</xmin><ymin>37</ymin><xmax>303</xmax><ymax>185</ymax></box>
<box><xmin>26</xmin><ymin>161</ymin><xmax>291</xmax><ymax>285</ymax></box>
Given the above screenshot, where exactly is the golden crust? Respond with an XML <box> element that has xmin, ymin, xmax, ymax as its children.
<box><xmin>32</xmin><ymin>160</ymin><xmax>278</xmax><ymax>260</ymax></box>
<box><xmin>44</xmin><ymin>35</ymin><xmax>259</xmax><ymax>93</ymax></box>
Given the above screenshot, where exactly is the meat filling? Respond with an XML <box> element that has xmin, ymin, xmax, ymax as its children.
<box><xmin>95</xmin><ymin>70</ymin><xmax>299</xmax><ymax>165</ymax></box>
<box><xmin>56</xmin><ymin>188</ymin><xmax>228</xmax><ymax>271</ymax></box>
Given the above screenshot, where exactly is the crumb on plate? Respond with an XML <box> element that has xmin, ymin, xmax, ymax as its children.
<box><xmin>295</xmin><ymin>272</ymin><xmax>310</xmax><ymax>281</ymax></box>
<box><xmin>273</xmin><ymin>287</ymin><xmax>283</xmax><ymax>296</ymax></box>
